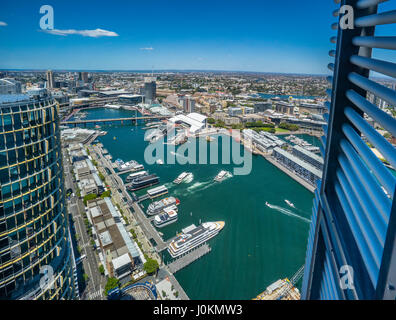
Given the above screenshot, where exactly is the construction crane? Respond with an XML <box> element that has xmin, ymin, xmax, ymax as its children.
<box><xmin>276</xmin><ymin>265</ymin><xmax>305</xmax><ymax>300</ymax></box>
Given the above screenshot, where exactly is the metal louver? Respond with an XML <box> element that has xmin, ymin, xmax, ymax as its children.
<box><xmin>302</xmin><ymin>0</ymin><xmax>396</xmax><ymax>300</ymax></box>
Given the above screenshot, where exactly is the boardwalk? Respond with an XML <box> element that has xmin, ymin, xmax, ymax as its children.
<box><xmin>167</xmin><ymin>244</ymin><xmax>211</xmax><ymax>273</ymax></box>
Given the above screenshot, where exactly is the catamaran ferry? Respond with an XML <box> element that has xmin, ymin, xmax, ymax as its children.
<box><xmin>146</xmin><ymin>197</ymin><xmax>180</xmax><ymax>216</ymax></box>
<box><xmin>167</xmin><ymin>221</ymin><xmax>225</xmax><ymax>258</ymax></box>
<box><xmin>173</xmin><ymin>172</ymin><xmax>193</xmax><ymax>184</ymax></box>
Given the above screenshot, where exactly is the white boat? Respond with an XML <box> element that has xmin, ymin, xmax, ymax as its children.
<box><xmin>285</xmin><ymin>200</ymin><xmax>295</xmax><ymax>208</ymax></box>
<box><xmin>167</xmin><ymin>221</ymin><xmax>225</xmax><ymax>258</ymax></box>
<box><xmin>173</xmin><ymin>172</ymin><xmax>193</xmax><ymax>184</ymax></box>
<box><xmin>156</xmin><ymin>159</ymin><xmax>164</xmax><ymax>165</ymax></box>
<box><xmin>154</xmin><ymin>207</ymin><xmax>178</xmax><ymax>228</ymax></box>
<box><xmin>125</xmin><ymin>171</ymin><xmax>148</xmax><ymax>182</ymax></box>
<box><xmin>214</xmin><ymin>170</ymin><xmax>229</xmax><ymax>182</ymax></box>
<box><xmin>147</xmin><ymin>197</ymin><xmax>180</xmax><ymax>216</ymax></box>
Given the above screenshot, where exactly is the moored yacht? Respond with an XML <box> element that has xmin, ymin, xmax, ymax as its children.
<box><xmin>125</xmin><ymin>170</ymin><xmax>148</xmax><ymax>182</ymax></box>
<box><xmin>153</xmin><ymin>207</ymin><xmax>178</xmax><ymax>228</ymax></box>
<box><xmin>146</xmin><ymin>197</ymin><xmax>180</xmax><ymax>216</ymax></box>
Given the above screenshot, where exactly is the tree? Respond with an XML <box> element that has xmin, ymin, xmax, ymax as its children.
<box><xmin>99</xmin><ymin>172</ymin><xmax>106</xmax><ymax>182</ymax></box>
<box><xmin>207</xmin><ymin>118</ymin><xmax>216</xmax><ymax>124</ymax></box>
<box><xmin>99</xmin><ymin>265</ymin><xmax>105</xmax><ymax>275</ymax></box>
<box><xmin>100</xmin><ymin>190</ymin><xmax>111</xmax><ymax>198</ymax></box>
<box><xmin>83</xmin><ymin>193</ymin><xmax>98</xmax><ymax>205</ymax></box>
<box><xmin>143</xmin><ymin>258</ymin><xmax>159</xmax><ymax>275</ymax></box>
<box><xmin>105</xmin><ymin>278</ymin><xmax>120</xmax><ymax>296</ymax></box>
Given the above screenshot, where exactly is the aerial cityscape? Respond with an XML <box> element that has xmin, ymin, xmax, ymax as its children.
<box><xmin>0</xmin><ymin>0</ymin><xmax>395</xmax><ymax>304</ymax></box>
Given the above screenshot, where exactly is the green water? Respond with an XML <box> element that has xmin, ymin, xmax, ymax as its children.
<box><xmin>77</xmin><ymin>108</ymin><xmax>315</xmax><ymax>300</ymax></box>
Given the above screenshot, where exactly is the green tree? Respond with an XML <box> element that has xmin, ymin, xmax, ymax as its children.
<box><xmin>99</xmin><ymin>172</ymin><xmax>106</xmax><ymax>182</ymax></box>
<box><xmin>105</xmin><ymin>278</ymin><xmax>120</xmax><ymax>296</ymax></box>
<box><xmin>99</xmin><ymin>265</ymin><xmax>105</xmax><ymax>275</ymax></box>
<box><xmin>207</xmin><ymin>118</ymin><xmax>216</xmax><ymax>124</ymax></box>
<box><xmin>83</xmin><ymin>193</ymin><xmax>98</xmax><ymax>205</ymax></box>
<box><xmin>100</xmin><ymin>190</ymin><xmax>111</xmax><ymax>198</ymax></box>
<box><xmin>143</xmin><ymin>258</ymin><xmax>159</xmax><ymax>275</ymax></box>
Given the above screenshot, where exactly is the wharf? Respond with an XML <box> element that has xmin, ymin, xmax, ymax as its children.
<box><xmin>264</xmin><ymin>155</ymin><xmax>315</xmax><ymax>193</ymax></box>
<box><xmin>167</xmin><ymin>244</ymin><xmax>211</xmax><ymax>273</ymax></box>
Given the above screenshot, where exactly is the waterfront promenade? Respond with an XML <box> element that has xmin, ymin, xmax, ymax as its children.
<box><xmin>89</xmin><ymin>142</ymin><xmax>192</xmax><ymax>299</ymax></box>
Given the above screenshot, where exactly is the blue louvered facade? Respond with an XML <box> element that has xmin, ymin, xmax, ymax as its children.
<box><xmin>302</xmin><ymin>0</ymin><xmax>396</xmax><ymax>300</ymax></box>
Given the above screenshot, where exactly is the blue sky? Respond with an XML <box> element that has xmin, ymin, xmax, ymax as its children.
<box><xmin>0</xmin><ymin>0</ymin><xmax>389</xmax><ymax>74</ymax></box>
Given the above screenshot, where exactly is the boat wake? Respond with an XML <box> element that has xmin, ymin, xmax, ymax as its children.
<box><xmin>186</xmin><ymin>180</ymin><xmax>214</xmax><ymax>194</ymax></box>
<box><xmin>265</xmin><ymin>203</ymin><xmax>311</xmax><ymax>223</ymax></box>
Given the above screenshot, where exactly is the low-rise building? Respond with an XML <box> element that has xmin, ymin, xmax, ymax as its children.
<box><xmin>272</xmin><ymin>147</ymin><xmax>322</xmax><ymax>186</ymax></box>
<box><xmin>87</xmin><ymin>198</ymin><xmax>145</xmax><ymax>280</ymax></box>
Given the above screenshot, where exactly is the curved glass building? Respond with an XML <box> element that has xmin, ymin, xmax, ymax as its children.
<box><xmin>0</xmin><ymin>90</ymin><xmax>76</xmax><ymax>300</ymax></box>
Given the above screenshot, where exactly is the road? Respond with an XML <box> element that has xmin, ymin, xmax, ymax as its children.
<box><xmin>63</xmin><ymin>151</ymin><xmax>105</xmax><ymax>300</ymax></box>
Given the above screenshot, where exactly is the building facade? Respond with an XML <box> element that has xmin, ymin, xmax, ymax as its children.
<box><xmin>0</xmin><ymin>90</ymin><xmax>76</xmax><ymax>299</ymax></box>
<box><xmin>144</xmin><ymin>77</ymin><xmax>156</xmax><ymax>104</ymax></box>
<box><xmin>46</xmin><ymin>71</ymin><xmax>55</xmax><ymax>89</ymax></box>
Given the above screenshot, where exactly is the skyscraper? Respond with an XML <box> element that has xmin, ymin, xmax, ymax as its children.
<box><xmin>78</xmin><ymin>72</ymin><xmax>89</xmax><ymax>84</ymax></box>
<box><xmin>143</xmin><ymin>77</ymin><xmax>156</xmax><ymax>104</ymax></box>
<box><xmin>46</xmin><ymin>70</ymin><xmax>55</xmax><ymax>89</ymax></box>
<box><xmin>180</xmin><ymin>95</ymin><xmax>195</xmax><ymax>113</ymax></box>
<box><xmin>302</xmin><ymin>0</ymin><xmax>396</xmax><ymax>300</ymax></box>
<box><xmin>0</xmin><ymin>89</ymin><xmax>76</xmax><ymax>300</ymax></box>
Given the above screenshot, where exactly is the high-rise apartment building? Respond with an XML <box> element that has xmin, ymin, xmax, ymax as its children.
<box><xmin>46</xmin><ymin>71</ymin><xmax>55</xmax><ymax>89</ymax></box>
<box><xmin>0</xmin><ymin>89</ymin><xmax>76</xmax><ymax>300</ymax></box>
<box><xmin>302</xmin><ymin>0</ymin><xmax>396</xmax><ymax>300</ymax></box>
<box><xmin>143</xmin><ymin>77</ymin><xmax>156</xmax><ymax>104</ymax></box>
<box><xmin>180</xmin><ymin>95</ymin><xmax>196</xmax><ymax>113</ymax></box>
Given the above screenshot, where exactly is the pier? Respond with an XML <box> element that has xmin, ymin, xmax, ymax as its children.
<box><xmin>167</xmin><ymin>244</ymin><xmax>211</xmax><ymax>273</ymax></box>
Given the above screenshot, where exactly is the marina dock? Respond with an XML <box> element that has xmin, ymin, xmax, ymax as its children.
<box><xmin>167</xmin><ymin>244</ymin><xmax>211</xmax><ymax>273</ymax></box>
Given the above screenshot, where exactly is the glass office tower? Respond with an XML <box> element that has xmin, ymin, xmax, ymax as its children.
<box><xmin>302</xmin><ymin>0</ymin><xmax>396</xmax><ymax>299</ymax></box>
<box><xmin>0</xmin><ymin>89</ymin><xmax>76</xmax><ymax>299</ymax></box>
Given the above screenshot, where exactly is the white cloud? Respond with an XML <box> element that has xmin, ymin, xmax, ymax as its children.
<box><xmin>43</xmin><ymin>28</ymin><xmax>118</xmax><ymax>38</ymax></box>
<box><xmin>140</xmin><ymin>47</ymin><xmax>154</xmax><ymax>51</ymax></box>
<box><xmin>0</xmin><ymin>21</ymin><xmax>7</xmax><ymax>27</ymax></box>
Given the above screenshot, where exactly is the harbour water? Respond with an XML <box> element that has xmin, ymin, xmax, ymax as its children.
<box><xmin>74</xmin><ymin>108</ymin><xmax>315</xmax><ymax>300</ymax></box>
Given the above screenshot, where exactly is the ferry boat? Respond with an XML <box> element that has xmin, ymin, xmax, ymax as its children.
<box><xmin>119</xmin><ymin>160</ymin><xmax>144</xmax><ymax>172</ymax></box>
<box><xmin>173</xmin><ymin>172</ymin><xmax>193</xmax><ymax>184</ymax></box>
<box><xmin>167</xmin><ymin>221</ymin><xmax>225</xmax><ymax>258</ymax></box>
<box><xmin>147</xmin><ymin>197</ymin><xmax>180</xmax><ymax>216</ymax></box>
<box><xmin>153</xmin><ymin>207</ymin><xmax>178</xmax><ymax>228</ymax></box>
<box><xmin>127</xmin><ymin>174</ymin><xmax>159</xmax><ymax>191</ymax></box>
<box><xmin>125</xmin><ymin>171</ymin><xmax>148</xmax><ymax>182</ymax></box>
<box><xmin>285</xmin><ymin>200</ymin><xmax>295</xmax><ymax>208</ymax></box>
<box><xmin>214</xmin><ymin>170</ymin><xmax>229</xmax><ymax>182</ymax></box>
<box><xmin>147</xmin><ymin>185</ymin><xmax>168</xmax><ymax>199</ymax></box>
